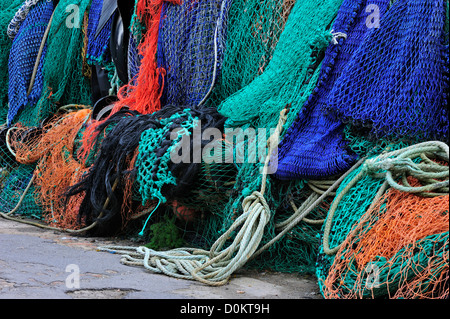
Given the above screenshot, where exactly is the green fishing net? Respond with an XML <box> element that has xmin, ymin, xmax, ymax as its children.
<box><xmin>174</xmin><ymin>0</ymin><xmax>345</xmax><ymax>274</ymax></box>
<box><xmin>0</xmin><ymin>0</ymin><xmax>43</xmax><ymax>218</ymax></box>
<box><xmin>1</xmin><ymin>0</ymin><xmax>93</xmax><ymax>219</ymax></box>
<box><xmin>0</xmin><ymin>0</ymin><xmax>24</xmax><ymax>123</ymax></box>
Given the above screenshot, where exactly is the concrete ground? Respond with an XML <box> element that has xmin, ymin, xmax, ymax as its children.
<box><xmin>0</xmin><ymin>217</ymin><xmax>322</xmax><ymax>299</ymax></box>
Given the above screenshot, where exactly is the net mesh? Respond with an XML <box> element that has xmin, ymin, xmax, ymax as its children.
<box><xmin>322</xmin><ymin>177</ymin><xmax>448</xmax><ymax>299</ymax></box>
<box><xmin>7</xmin><ymin>0</ymin><xmax>54</xmax><ymax>126</ymax></box>
<box><xmin>1</xmin><ymin>0</ymin><xmax>25</xmax><ymax>121</ymax></box>
<box><xmin>324</xmin><ymin>0</ymin><xmax>449</xmax><ymax>142</ymax></box>
<box><xmin>11</xmin><ymin>108</ymin><xmax>92</xmax><ymax>230</ymax></box>
<box><xmin>275</xmin><ymin>0</ymin><xmax>392</xmax><ymax>180</ymax></box>
<box><xmin>15</xmin><ymin>0</ymin><xmax>92</xmax><ymax>128</ymax></box>
<box><xmin>156</xmin><ymin>0</ymin><xmax>231</xmax><ymax>107</ymax></box>
<box><xmin>1</xmin><ymin>0</ymin><xmax>45</xmax><ymax>219</ymax></box>
<box><xmin>86</xmin><ymin>0</ymin><xmax>114</xmax><ymax>65</ymax></box>
<box><xmin>187</xmin><ymin>0</ymin><xmax>343</xmax><ymax>274</ymax></box>
<box><xmin>0</xmin><ymin>0</ymin><xmax>448</xmax><ymax>298</ymax></box>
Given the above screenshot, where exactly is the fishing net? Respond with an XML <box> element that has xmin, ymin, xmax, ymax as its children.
<box><xmin>0</xmin><ymin>0</ymin><xmax>27</xmax><ymax>123</ymax></box>
<box><xmin>123</xmin><ymin>0</ymin><xmax>346</xmax><ymax>276</ymax></box>
<box><xmin>317</xmin><ymin>141</ymin><xmax>449</xmax><ymax>299</ymax></box>
<box><xmin>10</xmin><ymin>108</ymin><xmax>92</xmax><ymax>230</ymax></box>
<box><xmin>79</xmin><ymin>0</ymin><xmax>179</xmax><ymax>157</ymax></box>
<box><xmin>156</xmin><ymin>0</ymin><xmax>231</xmax><ymax>107</ymax></box>
<box><xmin>206</xmin><ymin>0</ymin><xmax>297</xmax><ymax>108</ymax></box>
<box><xmin>7</xmin><ymin>0</ymin><xmax>55</xmax><ymax>126</ymax></box>
<box><xmin>7</xmin><ymin>0</ymin><xmax>42</xmax><ymax>41</ymax></box>
<box><xmin>184</xmin><ymin>0</ymin><xmax>343</xmax><ymax>274</ymax></box>
<box><xmin>14</xmin><ymin>0</ymin><xmax>92</xmax><ymax>128</ymax></box>
<box><xmin>323</xmin><ymin>182</ymin><xmax>448</xmax><ymax>299</ymax></box>
<box><xmin>86</xmin><ymin>0</ymin><xmax>114</xmax><ymax>65</ymax></box>
<box><xmin>276</xmin><ymin>0</ymin><xmax>393</xmax><ymax>180</ymax></box>
<box><xmin>324</xmin><ymin>0</ymin><xmax>449</xmax><ymax>142</ymax></box>
<box><xmin>1</xmin><ymin>0</ymin><xmax>92</xmax><ymax>221</ymax></box>
<box><xmin>1</xmin><ymin>0</ymin><xmax>45</xmax><ymax>219</ymax></box>
<box><xmin>112</xmin><ymin>0</ymin><xmax>180</xmax><ymax>115</ymax></box>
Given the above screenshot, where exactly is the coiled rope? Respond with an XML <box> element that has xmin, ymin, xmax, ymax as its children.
<box><xmin>322</xmin><ymin>141</ymin><xmax>449</xmax><ymax>256</ymax></box>
<box><xmin>97</xmin><ymin>106</ymin><xmax>289</xmax><ymax>285</ymax></box>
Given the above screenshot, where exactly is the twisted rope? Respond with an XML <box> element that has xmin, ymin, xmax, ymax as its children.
<box><xmin>98</xmin><ymin>106</ymin><xmax>290</xmax><ymax>285</ymax></box>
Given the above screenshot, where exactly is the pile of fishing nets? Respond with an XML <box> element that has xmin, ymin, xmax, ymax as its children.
<box><xmin>1</xmin><ymin>0</ymin><xmax>448</xmax><ymax>299</ymax></box>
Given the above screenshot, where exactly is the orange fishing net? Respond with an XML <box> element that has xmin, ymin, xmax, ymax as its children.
<box><xmin>80</xmin><ymin>0</ymin><xmax>181</xmax><ymax>160</ymax></box>
<box><xmin>12</xmin><ymin>109</ymin><xmax>92</xmax><ymax>229</ymax></box>
<box><xmin>322</xmin><ymin>177</ymin><xmax>449</xmax><ymax>299</ymax></box>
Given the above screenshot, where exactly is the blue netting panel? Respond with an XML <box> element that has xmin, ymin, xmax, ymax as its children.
<box><xmin>7</xmin><ymin>0</ymin><xmax>54</xmax><ymax>126</ymax></box>
<box><xmin>276</xmin><ymin>0</ymin><xmax>391</xmax><ymax>180</ymax></box>
<box><xmin>324</xmin><ymin>0</ymin><xmax>449</xmax><ymax>142</ymax></box>
<box><xmin>156</xmin><ymin>0</ymin><xmax>231</xmax><ymax>107</ymax></box>
<box><xmin>86</xmin><ymin>0</ymin><xmax>114</xmax><ymax>65</ymax></box>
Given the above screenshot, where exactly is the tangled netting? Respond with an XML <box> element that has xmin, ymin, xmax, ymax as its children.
<box><xmin>0</xmin><ymin>0</ymin><xmax>24</xmax><ymax>122</ymax></box>
<box><xmin>65</xmin><ymin>105</ymin><xmax>226</xmax><ymax>235</ymax></box>
<box><xmin>317</xmin><ymin>141</ymin><xmax>449</xmax><ymax>299</ymax></box>
<box><xmin>207</xmin><ymin>0</ymin><xmax>297</xmax><ymax>108</ymax></box>
<box><xmin>1</xmin><ymin>0</ymin><xmax>43</xmax><ymax>219</ymax></box>
<box><xmin>11</xmin><ymin>108</ymin><xmax>92</xmax><ymax>230</ymax></box>
<box><xmin>1</xmin><ymin>0</ymin><xmax>448</xmax><ymax>299</ymax></box>
<box><xmin>276</xmin><ymin>0</ymin><xmax>392</xmax><ymax>180</ymax></box>
<box><xmin>21</xmin><ymin>0</ymin><xmax>92</xmax><ymax>127</ymax></box>
<box><xmin>7</xmin><ymin>0</ymin><xmax>41</xmax><ymax>40</ymax></box>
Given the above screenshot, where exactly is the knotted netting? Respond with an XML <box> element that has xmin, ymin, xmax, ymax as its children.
<box><xmin>10</xmin><ymin>108</ymin><xmax>92</xmax><ymax>230</ymax></box>
<box><xmin>1</xmin><ymin>0</ymin><xmax>47</xmax><ymax>219</ymax></box>
<box><xmin>275</xmin><ymin>0</ymin><xmax>394</xmax><ymax>180</ymax></box>
<box><xmin>316</xmin><ymin>141</ymin><xmax>449</xmax><ymax>299</ymax></box>
<box><xmin>7</xmin><ymin>0</ymin><xmax>41</xmax><ymax>41</ymax></box>
<box><xmin>0</xmin><ymin>0</ymin><xmax>24</xmax><ymax>122</ymax></box>
<box><xmin>86</xmin><ymin>0</ymin><xmax>114</xmax><ymax>65</ymax></box>
<box><xmin>324</xmin><ymin>0</ymin><xmax>449</xmax><ymax>142</ymax></box>
<box><xmin>156</xmin><ymin>0</ymin><xmax>231</xmax><ymax>107</ymax></box>
<box><xmin>2</xmin><ymin>0</ymin><xmax>92</xmax><ymax>220</ymax></box>
<box><xmin>7</xmin><ymin>0</ymin><xmax>54</xmax><ymax>126</ymax></box>
<box><xmin>206</xmin><ymin>0</ymin><xmax>297</xmax><ymax>108</ymax></box>
<box><xmin>96</xmin><ymin>0</ymin><xmax>347</xmax><ymax>278</ymax></box>
<box><xmin>190</xmin><ymin>0</ymin><xmax>344</xmax><ymax>273</ymax></box>
<box><xmin>14</xmin><ymin>0</ymin><xmax>92</xmax><ymax>128</ymax></box>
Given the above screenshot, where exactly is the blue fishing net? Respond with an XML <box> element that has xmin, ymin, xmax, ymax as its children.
<box><xmin>86</xmin><ymin>0</ymin><xmax>114</xmax><ymax>65</ymax></box>
<box><xmin>7</xmin><ymin>0</ymin><xmax>54</xmax><ymax>126</ymax></box>
<box><xmin>276</xmin><ymin>0</ymin><xmax>392</xmax><ymax>180</ymax></box>
<box><xmin>324</xmin><ymin>0</ymin><xmax>449</xmax><ymax>143</ymax></box>
<box><xmin>156</xmin><ymin>0</ymin><xmax>231</xmax><ymax>107</ymax></box>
